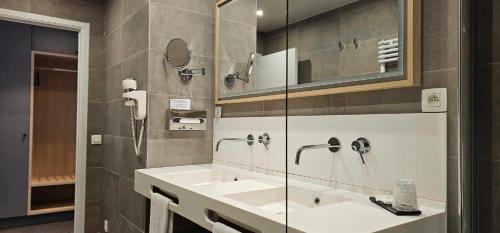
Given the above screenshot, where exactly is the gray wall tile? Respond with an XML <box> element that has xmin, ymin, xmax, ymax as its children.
<box><xmin>0</xmin><ymin>0</ymin><xmax>31</xmax><ymax>12</ymax></box>
<box><xmin>88</xmin><ymin>103</ymin><xmax>105</xmax><ymax>135</ymax></box>
<box><xmin>103</xmin><ymin>135</ymin><xmax>120</xmax><ymax>172</ymax></box>
<box><xmin>105</xmin><ymin>100</ymin><xmax>121</xmax><ymax>136</ymax></box>
<box><xmin>122</xmin><ymin>49</ymin><xmax>149</xmax><ymax>90</ymax></box>
<box><xmin>147</xmin><ymin>139</ymin><xmax>213</xmax><ymax>168</ymax></box>
<box><xmin>222</xmin><ymin>101</ymin><xmax>264</xmax><ymax>118</ymax></box>
<box><xmin>262</xmin><ymin>95</ymin><xmax>347</xmax><ymax>117</ymax></box>
<box><xmin>89</xmin><ymin>69</ymin><xmax>105</xmax><ymax>102</ymax></box>
<box><xmin>219</xmin><ymin>0</ymin><xmax>256</xmax><ymax>26</ymax></box>
<box><xmin>345</xmin><ymin>87</ymin><xmax>421</xmax><ymax>114</ymax></box>
<box><xmin>90</xmin><ymin>37</ymin><xmax>105</xmax><ymax>70</ymax></box>
<box><xmin>116</xmin><ymin>215</ymin><xmax>144</xmax><ymax>233</ymax></box>
<box><xmin>119</xmin><ymin>137</ymin><xmax>147</xmax><ymax>180</ymax></box>
<box><xmin>151</xmin><ymin>0</ymin><xmax>215</xmax><ymax>16</ymax></box>
<box><xmin>31</xmin><ymin>0</ymin><xmax>104</xmax><ymax>37</ymax></box>
<box><xmin>105</xmin><ymin>27</ymin><xmax>123</xmax><ymax>67</ymax></box>
<box><xmin>118</xmin><ymin>177</ymin><xmax>146</xmax><ymax>231</ymax></box>
<box><xmin>101</xmin><ymin>170</ymin><xmax>119</xmax><ymax>233</ymax></box>
<box><xmin>86</xmin><ymin>167</ymin><xmax>102</xmax><ymax>202</ymax></box>
<box><xmin>123</xmin><ymin>0</ymin><xmax>148</xmax><ymax>20</ymax></box>
<box><xmin>84</xmin><ymin>201</ymin><xmax>102</xmax><ymax>233</ymax></box>
<box><xmin>150</xmin><ymin>2</ymin><xmax>215</xmax><ymax>57</ymax></box>
<box><xmin>104</xmin><ymin>0</ymin><xmax>122</xmax><ymax>36</ymax></box>
<box><xmin>122</xmin><ymin>6</ymin><xmax>148</xmax><ymax>59</ymax></box>
<box><xmin>421</xmin><ymin>0</ymin><xmax>458</xmax><ymax>72</ymax></box>
<box><xmin>105</xmin><ymin>64</ymin><xmax>122</xmax><ymax>101</ymax></box>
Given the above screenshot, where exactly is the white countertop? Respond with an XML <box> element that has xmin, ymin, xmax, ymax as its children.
<box><xmin>135</xmin><ymin>163</ymin><xmax>446</xmax><ymax>233</ymax></box>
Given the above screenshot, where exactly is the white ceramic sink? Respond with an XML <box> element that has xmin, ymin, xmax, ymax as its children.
<box><xmin>224</xmin><ymin>185</ymin><xmax>348</xmax><ymax>214</ymax></box>
<box><xmin>159</xmin><ymin>169</ymin><xmax>254</xmax><ymax>186</ymax></box>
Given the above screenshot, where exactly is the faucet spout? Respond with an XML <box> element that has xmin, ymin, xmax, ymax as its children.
<box><xmin>215</xmin><ymin>134</ymin><xmax>254</xmax><ymax>152</ymax></box>
<box><xmin>294</xmin><ymin>137</ymin><xmax>341</xmax><ymax>165</ymax></box>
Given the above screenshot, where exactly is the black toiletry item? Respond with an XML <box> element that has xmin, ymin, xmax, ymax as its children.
<box><xmin>369</xmin><ymin>196</ymin><xmax>422</xmax><ymax>216</ymax></box>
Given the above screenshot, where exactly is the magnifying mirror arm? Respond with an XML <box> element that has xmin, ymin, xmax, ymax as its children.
<box><xmin>234</xmin><ymin>73</ymin><xmax>250</xmax><ymax>83</ymax></box>
<box><xmin>178</xmin><ymin>67</ymin><xmax>206</xmax><ymax>82</ymax></box>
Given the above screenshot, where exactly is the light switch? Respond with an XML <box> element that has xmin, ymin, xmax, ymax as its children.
<box><xmin>422</xmin><ymin>88</ymin><xmax>447</xmax><ymax>112</ymax></box>
<box><xmin>91</xmin><ymin>135</ymin><xmax>102</xmax><ymax>145</ymax></box>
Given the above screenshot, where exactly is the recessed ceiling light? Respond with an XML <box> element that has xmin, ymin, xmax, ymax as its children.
<box><xmin>256</xmin><ymin>9</ymin><xmax>264</xmax><ymax>16</ymax></box>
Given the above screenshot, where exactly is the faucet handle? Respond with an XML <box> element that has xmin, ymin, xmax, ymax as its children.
<box><xmin>258</xmin><ymin>133</ymin><xmax>271</xmax><ymax>150</ymax></box>
<box><xmin>351</xmin><ymin>137</ymin><xmax>370</xmax><ymax>164</ymax></box>
<box><xmin>328</xmin><ymin>137</ymin><xmax>341</xmax><ymax>153</ymax></box>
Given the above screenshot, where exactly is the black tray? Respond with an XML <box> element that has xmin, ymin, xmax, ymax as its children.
<box><xmin>369</xmin><ymin>197</ymin><xmax>422</xmax><ymax>216</ymax></box>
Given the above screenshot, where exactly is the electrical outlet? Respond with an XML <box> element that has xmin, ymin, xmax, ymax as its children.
<box><xmin>103</xmin><ymin>219</ymin><xmax>108</xmax><ymax>232</ymax></box>
<box><xmin>421</xmin><ymin>88</ymin><xmax>447</xmax><ymax>112</ymax></box>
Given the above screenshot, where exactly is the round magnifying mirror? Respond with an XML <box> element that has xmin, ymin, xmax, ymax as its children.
<box><xmin>165</xmin><ymin>38</ymin><xmax>191</xmax><ymax>69</ymax></box>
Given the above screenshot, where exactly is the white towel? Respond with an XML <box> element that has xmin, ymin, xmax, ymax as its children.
<box><xmin>149</xmin><ymin>192</ymin><xmax>174</xmax><ymax>233</ymax></box>
<box><xmin>213</xmin><ymin>222</ymin><xmax>241</xmax><ymax>233</ymax></box>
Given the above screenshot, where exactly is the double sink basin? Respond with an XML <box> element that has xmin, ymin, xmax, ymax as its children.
<box><xmin>135</xmin><ymin>164</ymin><xmax>445</xmax><ymax>233</ymax></box>
<box><xmin>156</xmin><ymin>168</ymin><xmax>347</xmax><ymax>215</ymax></box>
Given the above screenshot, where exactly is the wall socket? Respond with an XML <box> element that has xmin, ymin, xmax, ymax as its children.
<box><xmin>421</xmin><ymin>88</ymin><xmax>447</xmax><ymax>112</ymax></box>
<box><xmin>103</xmin><ymin>219</ymin><xmax>108</xmax><ymax>232</ymax></box>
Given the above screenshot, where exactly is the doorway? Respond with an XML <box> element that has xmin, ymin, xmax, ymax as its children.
<box><xmin>0</xmin><ymin>9</ymin><xmax>89</xmax><ymax>233</ymax></box>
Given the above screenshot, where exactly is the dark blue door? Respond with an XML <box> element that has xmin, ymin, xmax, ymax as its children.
<box><xmin>0</xmin><ymin>20</ymin><xmax>31</xmax><ymax>218</ymax></box>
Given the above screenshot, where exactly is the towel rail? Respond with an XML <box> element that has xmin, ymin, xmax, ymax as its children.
<box><xmin>151</xmin><ymin>186</ymin><xmax>180</xmax><ymax>205</ymax></box>
<box><xmin>205</xmin><ymin>209</ymin><xmax>260</xmax><ymax>233</ymax></box>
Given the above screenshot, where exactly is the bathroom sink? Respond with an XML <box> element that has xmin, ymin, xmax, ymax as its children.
<box><xmin>159</xmin><ymin>169</ymin><xmax>254</xmax><ymax>187</ymax></box>
<box><xmin>224</xmin><ymin>185</ymin><xmax>347</xmax><ymax>214</ymax></box>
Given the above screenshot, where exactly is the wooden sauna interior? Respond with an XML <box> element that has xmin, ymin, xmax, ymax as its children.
<box><xmin>28</xmin><ymin>52</ymin><xmax>77</xmax><ymax>215</ymax></box>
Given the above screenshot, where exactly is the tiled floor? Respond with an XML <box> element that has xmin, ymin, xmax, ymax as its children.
<box><xmin>0</xmin><ymin>221</ymin><xmax>73</xmax><ymax>233</ymax></box>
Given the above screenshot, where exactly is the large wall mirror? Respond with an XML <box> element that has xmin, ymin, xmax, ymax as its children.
<box><xmin>215</xmin><ymin>0</ymin><xmax>421</xmax><ymax>104</ymax></box>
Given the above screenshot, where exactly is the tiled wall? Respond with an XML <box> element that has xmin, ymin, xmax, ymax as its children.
<box><xmin>101</xmin><ymin>0</ymin><xmax>149</xmax><ymax>232</ymax></box>
<box><xmin>146</xmin><ymin>0</ymin><xmax>215</xmax><ymax>169</ymax></box>
<box><xmin>0</xmin><ymin>0</ymin><xmax>105</xmax><ymax>232</ymax></box>
<box><xmin>476</xmin><ymin>0</ymin><xmax>500</xmax><ymax>232</ymax></box>
<box><xmin>259</xmin><ymin>0</ymin><xmax>399</xmax><ymax>83</ymax></box>
<box><xmin>221</xmin><ymin>0</ymin><xmax>460</xmax><ymax>232</ymax></box>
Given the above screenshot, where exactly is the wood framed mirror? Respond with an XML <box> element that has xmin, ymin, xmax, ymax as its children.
<box><xmin>215</xmin><ymin>0</ymin><xmax>421</xmax><ymax>105</ymax></box>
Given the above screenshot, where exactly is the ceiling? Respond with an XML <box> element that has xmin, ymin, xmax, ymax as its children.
<box><xmin>257</xmin><ymin>0</ymin><xmax>359</xmax><ymax>33</ymax></box>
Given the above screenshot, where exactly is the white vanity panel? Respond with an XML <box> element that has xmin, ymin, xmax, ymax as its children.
<box><xmin>213</xmin><ymin>113</ymin><xmax>447</xmax><ymax>202</ymax></box>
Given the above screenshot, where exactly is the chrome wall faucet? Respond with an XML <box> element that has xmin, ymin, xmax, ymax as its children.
<box><xmin>295</xmin><ymin>137</ymin><xmax>341</xmax><ymax>165</ymax></box>
<box><xmin>215</xmin><ymin>134</ymin><xmax>254</xmax><ymax>151</ymax></box>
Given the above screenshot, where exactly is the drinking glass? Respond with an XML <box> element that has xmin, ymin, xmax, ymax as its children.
<box><xmin>393</xmin><ymin>179</ymin><xmax>418</xmax><ymax>211</ymax></box>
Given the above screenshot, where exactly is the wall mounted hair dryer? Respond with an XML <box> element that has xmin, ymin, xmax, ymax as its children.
<box><xmin>122</xmin><ymin>78</ymin><xmax>147</xmax><ymax>156</ymax></box>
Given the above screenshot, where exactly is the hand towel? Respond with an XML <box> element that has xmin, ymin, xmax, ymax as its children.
<box><xmin>149</xmin><ymin>192</ymin><xmax>174</xmax><ymax>233</ymax></box>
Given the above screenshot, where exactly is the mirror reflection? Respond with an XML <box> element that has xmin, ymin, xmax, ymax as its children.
<box><xmin>165</xmin><ymin>38</ymin><xmax>191</xmax><ymax>69</ymax></box>
<box><xmin>217</xmin><ymin>0</ymin><xmax>404</xmax><ymax>99</ymax></box>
